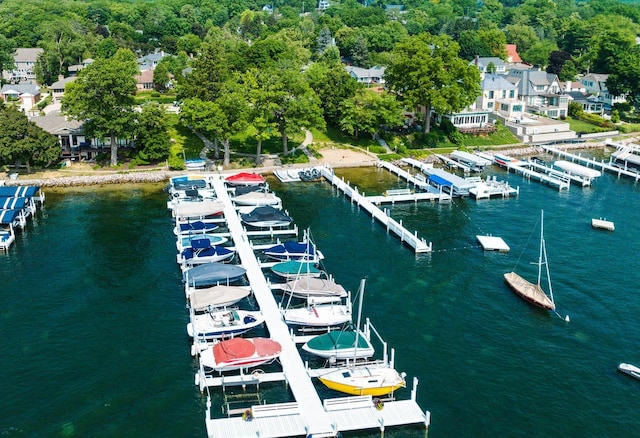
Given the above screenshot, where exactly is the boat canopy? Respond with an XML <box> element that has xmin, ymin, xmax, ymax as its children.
<box><xmin>189</xmin><ymin>285</ymin><xmax>250</xmax><ymax>311</ymax></box>
<box><xmin>0</xmin><ymin>209</ymin><xmax>20</xmax><ymax>224</ymax></box>
<box><xmin>428</xmin><ymin>174</ymin><xmax>453</xmax><ymax>187</ymax></box>
<box><xmin>0</xmin><ymin>197</ymin><xmax>28</xmax><ymax>210</ymax></box>
<box><xmin>0</xmin><ymin>186</ymin><xmax>39</xmax><ymax>198</ymax></box>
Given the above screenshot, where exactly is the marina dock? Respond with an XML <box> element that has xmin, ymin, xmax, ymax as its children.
<box><xmin>541</xmin><ymin>144</ymin><xmax>640</xmax><ymax>181</ymax></box>
<box><xmin>489</xmin><ymin>153</ymin><xmax>571</xmax><ymax>191</ymax></box>
<box><xmin>321</xmin><ymin>167</ymin><xmax>433</xmax><ymax>253</ymax></box>
<box><xmin>170</xmin><ymin>173</ymin><xmax>430</xmax><ymax>437</ymax></box>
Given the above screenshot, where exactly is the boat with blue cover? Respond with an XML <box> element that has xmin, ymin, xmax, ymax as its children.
<box><xmin>178</xmin><ymin>238</ymin><xmax>235</xmax><ymax>267</ymax></box>
<box><xmin>174</xmin><ymin>220</ymin><xmax>219</xmax><ymax>236</ymax></box>
<box><xmin>177</xmin><ymin>233</ymin><xmax>228</xmax><ymax>252</ymax></box>
<box><xmin>264</xmin><ymin>240</ymin><xmax>322</xmax><ymax>262</ymax></box>
<box><xmin>183</xmin><ymin>262</ymin><xmax>247</xmax><ymax>287</ymax></box>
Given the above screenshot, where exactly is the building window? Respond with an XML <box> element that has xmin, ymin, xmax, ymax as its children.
<box><xmin>488</xmin><ymin>101</ymin><xmax>493</xmax><ymax>108</ymax></box>
<box><xmin>513</xmin><ymin>105</ymin><xmax>522</xmax><ymax>112</ymax></box>
<box><xmin>509</xmin><ymin>90</ymin><xmax>515</xmax><ymax>98</ymax></box>
<box><xmin>488</xmin><ymin>91</ymin><xmax>494</xmax><ymax>99</ymax></box>
<box><xmin>501</xmin><ymin>90</ymin><xmax>506</xmax><ymax>98</ymax></box>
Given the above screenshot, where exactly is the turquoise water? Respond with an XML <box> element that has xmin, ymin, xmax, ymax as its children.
<box><xmin>2</xmin><ymin>159</ymin><xmax>640</xmax><ymax>437</ymax></box>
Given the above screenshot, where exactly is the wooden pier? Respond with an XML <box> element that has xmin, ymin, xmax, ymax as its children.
<box><xmin>320</xmin><ymin>167</ymin><xmax>433</xmax><ymax>253</ymax></box>
<box><xmin>180</xmin><ymin>174</ymin><xmax>430</xmax><ymax>437</ymax></box>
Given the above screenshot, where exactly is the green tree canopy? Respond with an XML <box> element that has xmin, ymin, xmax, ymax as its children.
<box><xmin>135</xmin><ymin>102</ymin><xmax>171</xmax><ymax>162</ymax></box>
<box><xmin>61</xmin><ymin>49</ymin><xmax>138</xmax><ymax>166</ymax></box>
<box><xmin>385</xmin><ymin>33</ymin><xmax>481</xmax><ymax>133</ymax></box>
<box><xmin>339</xmin><ymin>89</ymin><xmax>403</xmax><ymax>140</ymax></box>
<box><xmin>0</xmin><ymin>106</ymin><xmax>60</xmax><ymax>172</ymax></box>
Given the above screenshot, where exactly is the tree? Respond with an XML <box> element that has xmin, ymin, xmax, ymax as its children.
<box><xmin>0</xmin><ymin>106</ymin><xmax>60</xmax><ymax>172</ymax></box>
<box><xmin>135</xmin><ymin>102</ymin><xmax>171</xmax><ymax>162</ymax></box>
<box><xmin>547</xmin><ymin>51</ymin><xmax>571</xmax><ymax>76</ymax></box>
<box><xmin>153</xmin><ymin>63</ymin><xmax>170</xmax><ymax>91</ymax></box>
<box><xmin>0</xmin><ymin>35</ymin><xmax>15</xmax><ymax>74</ymax></box>
<box><xmin>522</xmin><ymin>40</ymin><xmax>558</xmax><ymax>67</ymax></box>
<box><xmin>385</xmin><ymin>33</ymin><xmax>481</xmax><ymax>134</ymax></box>
<box><xmin>241</xmin><ymin>69</ymin><xmax>279</xmax><ymax>165</ymax></box>
<box><xmin>271</xmin><ymin>68</ymin><xmax>324</xmax><ymax>155</ymax></box>
<box><xmin>306</xmin><ymin>61</ymin><xmax>359</xmax><ymax>127</ymax></box>
<box><xmin>350</xmin><ymin>34</ymin><xmax>370</xmax><ymax>68</ymax></box>
<box><xmin>339</xmin><ymin>89</ymin><xmax>403</xmax><ymax>140</ymax></box>
<box><xmin>607</xmin><ymin>47</ymin><xmax>640</xmax><ymax>111</ymax></box>
<box><xmin>62</xmin><ymin>49</ymin><xmax>138</xmax><ymax>166</ymax></box>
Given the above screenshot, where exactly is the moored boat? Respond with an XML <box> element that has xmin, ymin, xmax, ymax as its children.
<box><xmin>177</xmin><ymin>233</ymin><xmax>228</xmax><ymax>252</ymax></box>
<box><xmin>241</xmin><ymin>206</ymin><xmax>293</xmax><ymax>228</ymax></box>
<box><xmin>318</xmin><ymin>363</ymin><xmax>406</xmax><ymax>396</ymax></box>
<box><xmin>174</xmin><ymin>220</ymin><xmax>219</xmax><ymax>236</ymax></box>
<box><xmin>283</xmin><ymin>301</ymin><xmax>351</xmax><ymax>327</ymax></box>
<box><xmin>264</xmin><ymin>240</ymin><xmax>322</xmax><ymax>262</ymax></box>
<box><xmin>280</xmin><ymin>277</ymin><xmax>348</xmax><ymax>299</ymax></box>
<box><xmin>178</xmin><ymin>239</ymin><xmax>235</xmax><ymax>266</ymax></box>
<box><xmin>302</xmin><ymin>329</ymin><xmax>375</xmax><ymax>360</ymax></box>
<box><xmin>172</xmin><ymin>198</ymin><xmax>226</xmax><ymax>220</ymax></box>
<box><xmin>187</xmin><ymin>308</ymin><xmax>264</xmax><ymax>340</ymax></box>
<box><xmin>231</xmin><ymin>190</ymin><xmax>282</xmax><ymax>207</ymax></box>
<box><xmin>224</xmin><ymin>172</ymin><xmax>266</xmax><ymax>186</ymax></box>
<box><xmin>187</xmin><ymin>285</ymin><xmax>251</xmax><ymax>310</ymax></box>
<box><xmin>271</xmin><ymin>260</ymin><xmax>323</xmax><ymax>279</ymax></box>
<box><xmin>618</xmin><ymin>363</ymin><xmax>640</xmax><ymax>380</ymax></box>
<box><xmin>183</xmin><ymin>262</ymin><xmax>247</xmax><ymax>287</ymax></box>
<box><xmin>198</xmin><ymin>337</ymin><xmax>282</xmax><ymax>372</ymax></box>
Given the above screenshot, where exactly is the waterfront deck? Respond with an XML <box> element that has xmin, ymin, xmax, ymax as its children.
<box><xmin>321</xmin><ymin>167</ymin><xmax>433</xmax><ymax>253</ymax></box>
<box><xmin>190</xmin><ymin>174</ymin><xmax>430</xmax><ymax>437</ymax></box>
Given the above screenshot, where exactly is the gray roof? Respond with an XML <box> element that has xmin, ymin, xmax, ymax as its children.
<box><xmin>31</xmin><ymin>115</ymin><xmax>83</xmax><ymax>134</ymax></box>
<box><xmin>50</xmin><ymin>77</ymin><xmax>77</xmax><ymax>90</ymax></box>
<box><xmin>507</xmin><ymin>69</ymin><xmax>558</xmax><ymax>96</ymax></box>
<box><xmin>481</xmin><ymin>74</ymin><xmax>516</xmax><ymax>91</ymax></box>
<box><xmin>345</xmin><ymin>65</ymin><xmax>386</xmax><ymax>79</ymax></box>
<box><xmin>0</xmin><ymin>83</ymin><xmax>41</xmax><ymax>96</ymax></box>
<box><xmin>13</xmin><ymin>48</ymin><xmax>43</xmax><ymax>62</ymax></box>
<box><xmin>471</xmin><ymin>57</ymin><xmax>507</xmax><ymax>69</ymax></box>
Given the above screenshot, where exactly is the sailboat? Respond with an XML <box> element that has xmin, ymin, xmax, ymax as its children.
<box><xmin>504</xmin><ymin>210</ymin><xmax>556</xmax><ymax>310</ymax></box>
<box><xmin>301</xmin><ymin>279</ymin><xmax>374</xmax><ymax>360</ymax></box>
<box><xmin>314</xmin><ymin>279</ymin><xmax>407</xmax><ymax>396</ymax></box>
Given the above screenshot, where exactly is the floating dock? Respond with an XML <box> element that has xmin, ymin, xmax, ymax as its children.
<box><xmin>476</xmin><ymin>235</ymin><xmax>510</xmax><ymax>252</ymax></box>
<box><xmin>450</xmin><ymin>150</ymin><xmax>492</xmax><ymax>172</ymax></box>
<box><xmin>488</xmin><ymin>152</ymin><xmax>571</xmax><ymax>191</ymax></box>
<box><xmin>592</xmin><ymin>218</ymin><xmax>615</xmax><ymax>231</ymax></box>
<box><xmin>468</xmin><ymin>176</ymin><xmax>519</xmax><ymax>199</ymax></box>
<box><xmin>171</xmin><ymin>173</ymin><xmax>431</xmax><ymax>437</ymax></box>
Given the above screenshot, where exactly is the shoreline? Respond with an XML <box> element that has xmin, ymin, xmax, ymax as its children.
<box><xmin>0</xmin><ymin>142</ymin><xmax>615</xmax><ymax>188</ymax></box>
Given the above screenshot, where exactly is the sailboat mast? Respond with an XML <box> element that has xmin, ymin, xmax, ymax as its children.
<box><xmin>537</xmin><ymin>210</ymin><xmax>544</xmax><ymax>287</ymax></box>
<box><xmin>352</xmin><ymin>278</ymin><xmax>366</xmax><ymax>364</ymax></box>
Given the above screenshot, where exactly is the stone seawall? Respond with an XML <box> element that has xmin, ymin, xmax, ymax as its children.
<box><xmin>2</xmin><ymin>171</ymin><xmax>171</xmax><ymax>187</ymax></box>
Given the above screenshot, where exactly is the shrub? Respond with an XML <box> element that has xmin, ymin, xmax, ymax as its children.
<box><xmin>168</xmin><ymin>156</ymin><xmax>185</xmax><ymax>170</ymax></box>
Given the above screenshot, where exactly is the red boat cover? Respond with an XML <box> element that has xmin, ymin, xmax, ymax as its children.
<box><xmin>225</xmin><ymin>172</ymin><xmax>265</xmax><ymax>184</ymax></box>
<box><xmin>253</xmin><ymin>338</ymin><xmax>282</xmax><ymax>357</ymax></box>
<box><xmin>213</xmin><ymin>338</ymin><xmax>255</xmax><ymax>364</ymax></box>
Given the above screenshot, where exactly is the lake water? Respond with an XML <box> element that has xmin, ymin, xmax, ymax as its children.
<box><xmin>2</xmin><ymin>156</ymin><xmax>640</xmax><ymax>437</ymax></box>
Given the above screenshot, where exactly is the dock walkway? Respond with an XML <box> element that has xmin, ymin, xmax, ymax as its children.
<box><xmin>321</xmin><ymin>167</ymin><xmax>432</xmax><ymax>253</ymax></box>
<box><xmin>542</xmin><ymin>144</ymin><xmax>640</xmax><ymax>181</ymax></box>
<box><xmin>194</xmin><ymin>175</ymin><xmax>430</xmax><ymax>437</ymax></box>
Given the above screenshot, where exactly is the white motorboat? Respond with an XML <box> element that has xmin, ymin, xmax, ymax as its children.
<box><xmin>282</xmin><ymin>301</ymin><xmax>352</xmax><ymax>327</ymax></box>
<box><xmin>231</xmin><ymin>190</ymin><xmax>282</xmax><ymax>207</ymax></box>
<box><xmin>187</xmin><ymin>285</ymin><xmax>251</xmax><ymax>310</ymax></box>
<box><xmin>187</xmin><ymin>308</ymin><xmax>264</xmax><ymax>340</ymax></box>
<box><xmin>279</xmin><ymin>277</ymin><xmax>348</xmax><ymax>299</ymax></box>
<box><xmin>618</xmin><ymin>363</ymin><xmax>640</xmax><ymax>380</ymax></box>
<box><xmin>198</xmin><ymin>337</ymin><xmax>282</xmax><ymax>372</ymax></box>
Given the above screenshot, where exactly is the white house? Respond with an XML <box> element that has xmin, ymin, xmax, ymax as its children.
<box><xmin>2</xmin><ymin>48</ymin><xmax>43</xmax><ymax>83</ymax></box>
<box><xmin>580</xmin><ymin>73</ymin><xmax>626</xmax><ymax>110</ymax></box>
<box><xmin>507</xmin><ymin>68</ymin><xmax>569</xmax><ymax>119</ymax></box>
<box><xmin>345</xmin><ymin>66</ymin><xmax>385</xmax><ymax>85</ymax></box>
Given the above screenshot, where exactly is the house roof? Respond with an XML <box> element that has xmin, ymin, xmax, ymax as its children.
<box><xmin>481</xmin><ymin>74</ymin><xmax>516</xmax><ymax>91</ymax></box>
<box><xmin>566</xmin><ymin>91</ymin><xmax>602</xmax><ymax>104</ymax></box>
<box><xmin>13</xmin><ymin>48</ymin><xmax>43</xmax><ymax>63</ymax></box>
<box><xmin>507</xmin><ymin>69</ymin><xmax>559</xmax><ymax>96</ymax></box>
<box><xmin>50</xmin><ymin>76</ymin><xmax>77</xmax><ymax>89</ymax></box>
<box><xmin>135</xmin><ymin>69</ymin><xmax>155</xmax><ymax>83</ymax></box>
<box><xmin>31</xmin><ymin>114</ymin><xmax>83</xmax><ymax>134</ymax></box>
<box><xmin>0</xmin><ymin>83</ymin><xmax>41</xmax><ymax>95</ymax></box>
<box><xmin>471</xmin><ymin>57</ymin><xmax>507</xmax><ymax>69</ymax></box>
<box><xmin>345</xmin><ymin>65</ymin><xmax>386</xmax><ymax>79</ymax></box>
<box><xmin>582</xmin><ymin>73</ymin><xmax>609</xmax><ymax>83</ymax></box>
<box><xmin>506</xmin><ymin>44</ymin><xmax>522</xmax><ymax>63</ymax></box>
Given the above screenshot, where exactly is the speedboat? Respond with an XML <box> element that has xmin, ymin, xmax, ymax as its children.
<box><xmin>224</xmin><ymin>172</ymin><xmax>266</xmax><ymax>186</ymax></box>
<box><xmin>177</xmin><ymin>233</ymin><xmax>228</xmax><ymax>252</ymax></box>
<box><xmin>178</xmin><ymin>239</ymin><xmax>235</xmax><ymax>266</ymax></box>
<box><xmin>172</xmin><ymin>198</ymin><xmax>226</xmax><ymax>220</ymax></box>
<box><xmin>231</xmin><ymin>190</ymin><xmax>281</xmax><ymax>207</ymax></box>
<box><xmin>283</xmin><ymin>301</ymin><xmax>351</xmax><ymax>327</ymax></box>
<box><xmin>198</xmin><ymin>337</ymin><xmax>282</xmax><ymax>372</ymax></box>
<box><xmin>271</xmin><ymin>260</ymin><xmax>323</xmax><ymax>279</ymax></box>
<box><xmin>187</xmin><ymin>308</ymin><xmax>264</xmax><ymax>340</ymax></box>
<box><xmin>264</xmin><ymin>240</ymin><xmax>322</xmax><ymax>262</ymax></box>
<box><xmin>279</xmin><ymin>277</ymin><xmax>348</xmax><ymax>299</ymax></box>
<box><xmin>618</xmin><ymin>363</ymin><xmax>640</xmax><ymax>380</ymax></box>
<box><xmin>183</xmin><ymin>262</ymin><xmax>247</xmax><ymax>287</ymax></box>
<box><xmin>173</xmin><ymin>220</ymin><xmax>219</xmax><ymax>236</ymax></box>
<box><xmin>241</xmin><ymin>206</ymin><xmax>293</xmax><ymax>228</ymax></box>
<box><xmin>187</xmin><ymin>285</ymin><xmax>251</xmax><ymax>310</ymax></box>
<box><xmin>301</xmin><ymin>329</ymin><xmax>375</xmax><ymax>360</ymax></box>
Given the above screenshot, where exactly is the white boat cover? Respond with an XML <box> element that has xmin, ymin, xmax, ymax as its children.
<box><xmin>281</xmin><ymin>277</ymin><xmax>348</xmax><ymax>298</ymax></box>
<box><xmin>188</xmin><ymin>285</ymin><xmax>250</xmax><ymax>311</ymax></box>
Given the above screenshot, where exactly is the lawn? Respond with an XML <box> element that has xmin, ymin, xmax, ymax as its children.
<box><xmin>566</xmin><ymin>117</ymin><xmax>608</xmax><ymax>134</ymax></box>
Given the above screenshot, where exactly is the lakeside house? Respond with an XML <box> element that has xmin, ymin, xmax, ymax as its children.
<box><xmin>0</xmin><ymin>83</ymin><xmax>41</xmax><ymax>112</ymax></box>
<box><xmin>1</xmin><ymin>48</ymin><xmax>43</xmax><ymax>83</ymax></box>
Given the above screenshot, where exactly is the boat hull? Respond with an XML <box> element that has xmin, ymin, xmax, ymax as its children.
<box><xmin>199</xmin><ymin>337</ymin><xmax>282</xmax><ymax>372</ymax></box>
<box><xmin>504</xmin><ymin>272</ymin><xmax>555</xmax><ymax>310</ymax></box>
<box><xmin>187</xmin><ymin>310</ymin><xmax>264</xmax><ymax>340</ymax></box>
<box><xmin>618</xmin><ymin>363</ymin><xmax>640</xmax><ymax>380</ymax></box>
<box><xmin>283</xmin><ymin>304</ymin><xmax>351</xmax><ymax>327</ymax></box>
<box><xmin>302</xmin><ymin>330</ymin><xmax>374</xmax><ymax>360</ymax></box>
<box><xmin>319</xmin><ymin>366</ymin><xmax>406</xmax><ymax>396</ymax></box>
<box><xmin>187</xmin><ymin>285</ymin><xmax>251</xmax><ymax>310</ymax></box>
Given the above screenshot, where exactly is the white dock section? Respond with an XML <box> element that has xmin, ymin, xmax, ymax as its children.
<box><xmin>376</xmin><ymin>160</ymin><xmax>449</xmax><ymax>200</ymax></box>
<box><xmin>321</xmin><ymin>167</ymin><xmax>432</xmax><ymax>253</ymax></box>
<box><xmin>468</xmin><ymin>176</ymin><xmax>519</xmax><ymax>199</ymax></box>
<box><xmin>541</xmin><ymin>145</ymin><xmax>640</xmax><ymax>181</ymax></box>
<box><xmin>526</xmin><ymin>160</ymin><xmax>590</xmax><ymax>187</ymax></box>
<box><xmin>476</xmin><ymin>235</ymin><xmax>510</xmax><ymax>252</ymax></box>
<box><xmin>434</xmin><ymin>153</ymin><xmax>471</xmax><ymax>173</ymax></box>
<box><xmin>592</xmin><ymin>218</ymin><xmax>615</xmax><ymax>231</ymax></box>
<box><xmin>450</xmin><ymin>150</ymin><xmax>492</xmax><ymax>171</ymax></box>
<box><xmin>493</xmin><ymin>156</ymin><xmax>571</xmax><ymax>191</ymax></box>
<box><xmin>207</xmin><ymin>177</ymin><xmax>337</xmax><ymax>437</ymax></box>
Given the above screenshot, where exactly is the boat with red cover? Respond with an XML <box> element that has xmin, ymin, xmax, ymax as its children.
<box><xmin>198</xmin><ymin>337</ymin><xmax>282</xmax><ymax>372</ymax></box>
<box><xmin>224</xmin><ymin>172</ymin><xmax>266</xmax><ymax>186</ymax></box>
